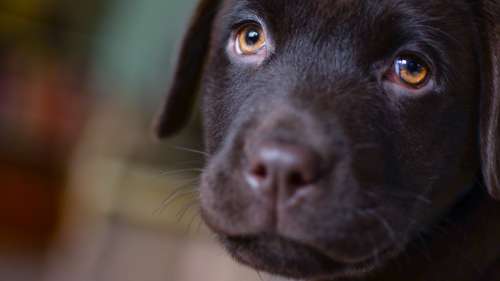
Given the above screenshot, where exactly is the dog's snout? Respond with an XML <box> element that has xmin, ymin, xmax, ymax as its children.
<box><xmin>245</xmin><ymin>141</ymin><xmax>319</xmax><ymax>202</ymax></box>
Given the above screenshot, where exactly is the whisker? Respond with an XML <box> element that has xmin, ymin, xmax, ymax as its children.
<box><xmin>415</xmin><ymin>232</ymin><xmax>433</xmax><ymax>261</ymax></box>
<box><xmin>368</xmin><ymin>232</ymin><xmax>381</xmax><ymax>268</ymax></box>
<box><xmin>172</xmin><ymin>145</ymin><xmax>209</xmax><ymax>157</ymax></box>
<box><xmin>160</xmin><ymin>168</ymin><xmax>203</xmax><ymax>176</ymax></box>
<box><xmin>174</xmin><ymin>159</ymin><xmax>205</xmax><ymax>166</ymax></box>
<box><xmin>164</xmin><ymin>178</ymin><xmax>199</xmax><ymax>198</ymax></box>
<box><xmin>155</xmin><ymin>190</ymin><xmax>198</xmax><ymax>214</ymax></box>
<box><xmin>153</xmin><ymin>179</ymin><xmax>200</xmax><ymax>214</ymax></box>
<box><xmin>362</xmin><ymin>209</ymin><xmax>402</xmax><ymax>252</ymax></box>
<box><xmin>185</xmin><ymin>208</ymin><xmax>201</xmax><ymax>235</ymax></box>
<box><xmin>176</xmin><ymin>200</ymin><xmax>199</xmax><ymax>223</ymax></box>
<box><xmin>363</xmin><ymin>189</ymin><xmax>432</xmax><ymax>205</ymax></box>
<box><xmin>162</xmin><ymin>190</ymin><xmax>198</xmax><ymax>210</ymax></box>
<box><xmin>196</xmin><ymin>220</ymin><xmax>204</xmax><ymax>234</ymax></box>
<box><xmin>137</xmin><ymin>166</ymin><xmax>201</xmax><ymax>182</ymax></box>
<box><xmin>256</xmin><ymin>271</ymin><xmax>265</xmax><ymax>281</ymax></box>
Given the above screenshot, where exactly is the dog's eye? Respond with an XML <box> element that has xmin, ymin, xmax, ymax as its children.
<box><xmin>235</xmin><ymin>24</ymin><xmax>267</xmax><ymax>55</ymax></box>
<box><xmin>394</xmin><ymin>56</ymin><xmax>430</xmax><ymax>87</ymax></box>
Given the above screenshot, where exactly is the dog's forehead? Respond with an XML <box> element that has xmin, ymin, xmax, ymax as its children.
<box><xmin>221</xmin><ymin>0</ymin><xmax>464</xmax><ymax>18</ymax></box>
<box><xmin>219</xmin><ymin>0</ymin><xmax>473</xmax><ymax>36</ymax></box>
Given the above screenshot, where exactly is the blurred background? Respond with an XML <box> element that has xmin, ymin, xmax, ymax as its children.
<box><xmin>0</xmin><ymin>1</ymin><xmax>274</xmax><ymax>280</ymax></box>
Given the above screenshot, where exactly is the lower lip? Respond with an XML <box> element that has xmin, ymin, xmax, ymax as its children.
<box><xmin>223</xmin><ymin>235</ymin><xmax>397</xmax><ymax>279</ymax></box>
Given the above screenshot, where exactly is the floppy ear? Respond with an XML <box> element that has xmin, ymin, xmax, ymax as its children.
<box><xmin>480</xmin><ymin>0</ymin><xmax>500</xmax><ymax>199</ymax></box>
<box><xmin>154</xmin><ymin>0</ymin><xmax>221</xmax><ymax>138</ymax></box>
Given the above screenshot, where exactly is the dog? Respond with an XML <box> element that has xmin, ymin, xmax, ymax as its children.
<box><xmin>155</xmin><ymin>0</ymin><xmax>500</xmax><ymax>280</ymax></box>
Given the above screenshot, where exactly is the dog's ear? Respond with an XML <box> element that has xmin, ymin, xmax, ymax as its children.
<box><xmin>154</xmin><ymin>0</ymin><xmax>221</xmax><ymax>138</ymax></box>
<box><xmin>480</xmin><ymin>0</ymin><xmax>500</xmax><ymax>199</ymax></box>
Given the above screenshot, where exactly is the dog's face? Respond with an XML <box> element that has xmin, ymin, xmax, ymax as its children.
<box><xmin>156</xmin><ymin>0</ymin><xmax>500</xmax><ymax>280</ymax></box>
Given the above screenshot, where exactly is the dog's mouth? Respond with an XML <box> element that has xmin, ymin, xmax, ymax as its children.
<box><xmin>220</xmin><ymin>233</ymin><xmax>399</xmax><ymax>280</ymax></box>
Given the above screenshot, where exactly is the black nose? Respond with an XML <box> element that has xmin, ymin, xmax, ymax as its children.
<box><xmin>245</xmin><ymin>141</ymin><xmax>319</xmax><ymax>203</ymax></box>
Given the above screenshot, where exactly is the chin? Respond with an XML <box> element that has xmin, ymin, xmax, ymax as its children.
<box><xmin>218</xmin><ymin>233</ymin><xmax>403</xmax><ymax>280</ymax></box>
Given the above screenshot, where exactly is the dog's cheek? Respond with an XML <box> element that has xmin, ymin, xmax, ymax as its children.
<box><xmin>394</xmin><ymin>92</ymin><xmax>478</xmax><ymax>215</ymax></box>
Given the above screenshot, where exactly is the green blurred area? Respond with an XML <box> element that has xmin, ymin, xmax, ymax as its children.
<box><xmin>93</xmin><ymin>0</ymin><xmax>197</xmax><ymax>102</ymax></box>
<box><xmin>0</xmin><ymin>1</ymin><xmax>260</xmax><ymax>281</ymax></box>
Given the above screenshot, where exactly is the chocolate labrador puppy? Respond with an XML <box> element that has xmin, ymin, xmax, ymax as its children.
<box><xmin>155</xmin><ymin>0</ymin><xmax>500</xmax><ymax>280</ymax></box>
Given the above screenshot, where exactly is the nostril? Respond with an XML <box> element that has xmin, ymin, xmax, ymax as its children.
<box><xmin>287</xmin><ymin>170</ymin><xmax>308</xmax><ymax>187</ymax></box>
<box><xmin>246</xmin><ymin>161</ymin><xmax>271</xmax><ymax>191</ymax></box>
<box><xmin>245</xmin><ymin>140</ymin><xmax>320</xmax><ymax>200</ymax></box>
<box><xmin>251</xmin><ymin>163</ymin><xmax>268</xmax><ymax>180</ymax></box>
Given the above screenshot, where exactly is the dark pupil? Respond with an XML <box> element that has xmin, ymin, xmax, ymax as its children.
<box><xmin>405</xmin><ymin>59</ymin><xmax>423</xmax><ymax>74</ymax></box>
<box><xmin>245</xmin><ymin>29</ymin><xmax>261</xmax><ymax>46</ymax></box>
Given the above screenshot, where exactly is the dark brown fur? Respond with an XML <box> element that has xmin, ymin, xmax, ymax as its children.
<box><xmin>156</xmin><ymin>0</ymin><xmax>500</xmax><ymax>280</ymax></box>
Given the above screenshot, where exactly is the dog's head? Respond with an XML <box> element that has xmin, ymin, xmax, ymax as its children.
<box><xmin>156</xmin><ymin>0</ymin><xmax>500</xmax><ymax>279</ymax></box>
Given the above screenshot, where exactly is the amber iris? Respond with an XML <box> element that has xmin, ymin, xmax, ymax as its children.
<box><xmin>394</xmin><ymin>56</ymin><xmax>429</xmax><ymax>87</ymax></box>
<box><xmin>236</xmin><ymin>24</ymin><xmax>266</xmax><ymax>55</ymax></box>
